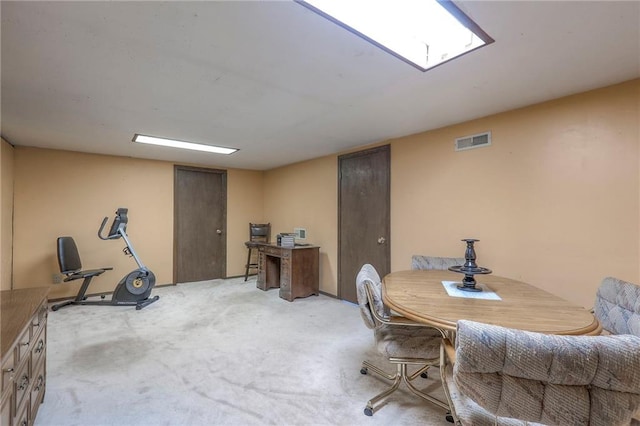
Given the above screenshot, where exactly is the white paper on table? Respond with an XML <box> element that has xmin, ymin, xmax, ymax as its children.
<box><xmin>441</xmin><ymin>281</ymin><xmax>502</xmax><ymax>300</ymax></box>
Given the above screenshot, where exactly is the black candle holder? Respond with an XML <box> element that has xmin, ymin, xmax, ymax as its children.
<box><xmin>448</xmin><ymin>239</ymin><xmax>492</xmax><ymax>292</ymax></box>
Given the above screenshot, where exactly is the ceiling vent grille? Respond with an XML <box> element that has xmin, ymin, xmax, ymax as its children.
<box><xmin>455</xmin><ymin>131</ymin><xmax>491</xmax><ymax>151</ymax></box>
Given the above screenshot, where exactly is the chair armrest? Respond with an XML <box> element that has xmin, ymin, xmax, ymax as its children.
<box><xmin>365</xmin><ymin>283</ymin><xmax>444</xmax><ymax>330</ymax></box>
<box><xmin>387</xmin><ymin>316</ymin><xmax>428</xmax><ymax>326</ymax></box>
<box><xmin>442</xmin><ymin>337</ymin><xmax>456</xmax><ymax>364</ymax></box>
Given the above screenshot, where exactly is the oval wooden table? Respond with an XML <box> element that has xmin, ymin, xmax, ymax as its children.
<box><xmin>383</xmin><ymin>270</ymin><xmax>601</xmax><ymax>337</ymax></box>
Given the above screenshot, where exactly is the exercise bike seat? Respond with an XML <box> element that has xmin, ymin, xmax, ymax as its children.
<box><xmin>57</xmin><ymin>236</ymin><xmax>112</xmax><ymax>281</ymax></box>
<box><xmin>63</xmin><ymin>268</ymin><xmax>113</xmax><ymax>282</ymax></box>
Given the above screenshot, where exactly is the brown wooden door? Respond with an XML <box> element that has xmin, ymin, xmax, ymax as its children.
<box><xmin>338</xmin><ymin>145</ymin><xmax>390</xmax><ymax>303</ymax></box>
<box><xmin>174</xmin><ymin>166</ymin><xmax>227</xmax><ymax>283</ymax></box>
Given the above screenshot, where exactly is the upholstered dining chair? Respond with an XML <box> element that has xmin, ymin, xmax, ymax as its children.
<box><xmin>356</xmin><ymin>264</ymin><xmax>448</xmax><ymax>416</ymax></box>
<box><xmin>441</xmin><ymin>320</ymin><xmax>640</xmax><ymax>426</ymax></box>
<box><xmin>593</xmin><ymin>276</ymin><xmax>640</xmax><ymax>336</ymax></box>
<box><xmin>411</xmin><ymin>255</ymin><xmax>464</xmax><ymax>271</ymax></box>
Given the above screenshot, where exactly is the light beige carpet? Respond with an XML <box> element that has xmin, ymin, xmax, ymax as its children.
<box><xmin>36</xmin><ymin>277</ymin><xmax>450</xmax><ymax>425</ymax></box>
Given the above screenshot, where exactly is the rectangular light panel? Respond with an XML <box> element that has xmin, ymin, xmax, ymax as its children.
<box><xmin>133</xmin><ymin>134</ymin><xmax>238</xmax><ymax>155</ymax></box>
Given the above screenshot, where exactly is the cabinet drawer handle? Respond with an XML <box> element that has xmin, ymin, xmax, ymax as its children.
<box><xmin>3</xmin><ymin>367</ymin><xmax>14</xmax><ymax>375</ymax></box>
<box><xmin>18</xmin><ymin>375</ymin><xmax>29</xmax><ymax>391</ymax></box>
<box><xmin>32</xmin><ymin>322</ymin><xmax>40</xmax><ymax>327</ymax></box>
<box><xmin>35</xmin><ymin>340</ymin><xmax>45</xmax><ymax>354</ymax></box>
<box><xmin>34</xmin><ymin>375</ymin><xmax>44</xmax><ymax>391</ymax></box>
<box><xmin>20</xmin><ymin>341</ymin><xmax>30</xmax><ymax>347</ymax></box>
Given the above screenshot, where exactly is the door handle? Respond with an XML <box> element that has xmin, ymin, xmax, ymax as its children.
<box><xmin>377</xmin><ymin>237</ymin><xmax>386</xmax><ymax>244</ymax></box>
<box><xmin>216</xmin><ymin>229</ymin><xmax>222</xmax><ymax>235</ymax></box>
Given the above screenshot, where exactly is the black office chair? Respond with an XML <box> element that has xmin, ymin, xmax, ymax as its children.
<box><xmin>244</xmin><ymin>223</ymin><xmax>270</xmax><ymax>281</ymax></box>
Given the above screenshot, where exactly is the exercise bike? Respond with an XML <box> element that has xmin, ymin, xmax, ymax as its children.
<box><xmin>51</xmin><ymin>208</ymin><xmax>160</xmax><ymax>311</ymax></box>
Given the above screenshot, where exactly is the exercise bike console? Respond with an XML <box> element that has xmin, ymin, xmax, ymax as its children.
<box><xmin>52</xmin><ymin>208</ymin><xmax>160</xmax><ymax>311</ymax></box>
<box><xmin>98</xmin><ymin>207</ymin><xmax>128</xmax><ymax>240</ymax></box>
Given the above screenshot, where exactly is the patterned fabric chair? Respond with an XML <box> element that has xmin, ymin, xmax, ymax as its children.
<box><xmin>411</xmin><ymin>255</ymin><xmax>464</xmax><ymax>271</ymax></box>
<box><xmin>355</xmin><ymin>264</ymin><xmax>447</xmax><ymax>416</ymax></box>
<box><xmin>593</xmin><ymin>276</ymin><xmax>640</xmax><ymax>336</ymax></box>
<box><xmin>441</xmin><ymin>320</ymin><xmax>640</xmax><ymax>426</ymax></box>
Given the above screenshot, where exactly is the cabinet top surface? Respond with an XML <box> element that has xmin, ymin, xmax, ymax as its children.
<box><xmin>1</xmin><ymin>287</ymin><xmax>49</xmax><ymax>360</ymax></box>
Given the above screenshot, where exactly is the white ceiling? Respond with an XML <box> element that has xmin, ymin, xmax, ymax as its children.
<box><xmin>2</xmin><ymin>1</ymin><xmax>639</xmax><ymax>171</ymax></box>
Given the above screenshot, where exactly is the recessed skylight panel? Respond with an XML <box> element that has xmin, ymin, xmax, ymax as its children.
<box><xmin>297</xmin><ymin>0</ymin><xmax>493</xmax><ymax>71</ymax></box>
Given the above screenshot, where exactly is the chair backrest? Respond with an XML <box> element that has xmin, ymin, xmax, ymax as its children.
<box><xmin>411</xmin><ymin>255</ymin><xmax>464</xmax><ymax>270</ymax></box>
<box><xmin>355</xmin><ymin>264</ymin><xmax>385</xmax><ymax>329</ymax></box>
<box><xmin>454</xmin><ymin>320</ymin><xmax>640</xmax><ymax>426</ymax></box>
<box><xmin>249</xmin><ymin>223</ymin><xmax>270</xmax><ymax>243</ymax></box>
<box><xmin>594</xmin><ymin>276</ymin><xmax>640</xmax><ymax>336</ymax></box>
<box><xmin>57</xmin><ymin>236</ymin><xmax>82</xmax><ymax>274</ymax></box>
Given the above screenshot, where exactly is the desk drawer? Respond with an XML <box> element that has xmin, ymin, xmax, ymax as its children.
<box><xmin>14</xmin><ymin>396</ymin><xmax>28</xmax><ymax>426</ymax></box>
<box><xmin>31</xmin><ymin>303</ymin><xmax>47</xmax><ymax>339</ymax></box>
<box><xmin>13</xmin><ymin>357</ymin><xmax>30</xmax><ymax>414</ymax></box>
<box><xmin>30</xmin><ymin>326</ymin><xmax>46</xmax><ymax>378</ymax></box>
<box><xmin>30</xmin><ymin>358</ymin><xmax>45</xmax><ymax>421</ymax></box>
<box><xmin>262</xmin><ymin>245</ymin><xmax>284</xmax><ymax>257</ymax></box>
<box><xmin>1</xmin><ymin>349</ymin><xmax>16</xmax><ymax>395</ymax></box>
<box><xmin>1</xmin><ymin>391</ymin><xmax>11</xmax><ymax>426</ymax></box>
<box><xmin>16</xmin><ymin>328</ymin><xmax>30</xmax><ymax>365</ymax></box>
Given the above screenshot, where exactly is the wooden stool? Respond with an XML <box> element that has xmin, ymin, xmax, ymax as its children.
<box><xmin>244</xmin><ymin>223</ymin><xmax>270</xmax><ymax>281</ymax></box>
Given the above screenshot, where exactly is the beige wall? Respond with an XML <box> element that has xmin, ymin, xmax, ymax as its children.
<box><xmin>1</xmin><ymin>139</ymin><xmax>15</xmax><ymax>290</ymax></box>
<box><xmin>265</xmin><ymin>79</ymin><xmax>639</xmax><ymax>308</ymax></box>
<box><xmin>13</xmin><ymin>148</ymin><xmax>173</xmax><ymax>299</ymax></box>
<box><xmin>392</xmin><ymin>79</ymin><xmax>639</xmax><ymax>308</ymax></box>
<box><xmin>263</xmin><ymin>156</ymin><xmax>338</xmax><ymax>294</ymax></box>
<box><xmin>12</xmin><ymin>148</ymin><xmax>263</xmax><ymax>299</ymax></box>
<box><xmin>226</xmin><ymin>167</ymin><xmax>265</xmax><ymax>275</ymax></box>
<box><xmin>8</xmin><ymin>79</ymin><xmax>639</xmax><ymax>307</ymax></box>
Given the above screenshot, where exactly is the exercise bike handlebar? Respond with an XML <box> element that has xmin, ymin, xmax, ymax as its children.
<box><xmin>98</xmin><ymin>207</ymin><xmax>128</xmax><ymax>240</ymax></box>
<box><xmin>98</xmin><ymin>208</ymin><xmax>148</xmax><ymax>271</ymax></box>
<box><xmin>98</xmin><ymin>216</ymin><xmax>117</xmax><ymax>240</ymax></box>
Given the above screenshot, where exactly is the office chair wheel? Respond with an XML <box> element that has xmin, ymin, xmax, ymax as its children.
<box><xmin>360</xmin><ymin>367</ymin><xmax>368</xmax><ymax>375</ymax></box>
<box><xmin>446</xmin><ymin>412</ymin><xmax>454</xmax><ymax>423</ymax></box>
<box><xmin>364</xmin><ymin>407</ymin><xmax>373</xmax><ymax>416</ymax></box>
<box><xmin>420</xmin><ymin>372</ymin><xmax>428</xmax><ymax>379</ymax></box>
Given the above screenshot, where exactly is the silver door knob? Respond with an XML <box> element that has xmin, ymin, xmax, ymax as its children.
<box><xmin>377</xmin><ymin>237</ymin><xmax>386</xmax><ymax>244</ymax></box>
<box><xmin>216</xmin><ymin>229</ymin><xmax>222</xmax><ymax>234</ymax></box>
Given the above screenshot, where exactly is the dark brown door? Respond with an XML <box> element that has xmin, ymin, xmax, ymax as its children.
<box><xmin>174</xmin><ymin>166</ymin><xmax>227</xmax><ymax>283</ymax></box>
<box><xmin>338</xmin><ymin>145</ymin><xmax>390</xmax><ymax>303</ymax></box>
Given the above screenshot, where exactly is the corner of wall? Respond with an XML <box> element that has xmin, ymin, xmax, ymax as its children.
<box><xmin>1</xmin><ymin>138</ymin><xmax>16</xmax><ymax>290</ymax></box>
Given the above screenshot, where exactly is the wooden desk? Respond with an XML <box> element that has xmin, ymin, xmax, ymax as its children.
<box><xmin>383</xmin><ymin>270</ymin><xmax>601</xmax><ymax>336</ymax></box>
<box><xmin>256</xmin><ymin>244</ymin><xmax>320</xmax><ymax>302</ymax></box>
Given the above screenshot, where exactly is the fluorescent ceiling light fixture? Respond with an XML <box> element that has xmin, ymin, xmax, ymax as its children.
<box><xmin>133</xmin><ymin>134</ymin><xmax>238</xmax><ymax>155</ymax></box>
<box><xmin>296</xmin><ymin>0</ymin><xmax>493</xmax><ymax>71</ymax></box>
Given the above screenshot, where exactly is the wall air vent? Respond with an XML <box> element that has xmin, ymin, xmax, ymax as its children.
<box><xmin>455</xmin><ymin>131</ymin><xmax>492</xmax><ymax>151</ymax></box>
